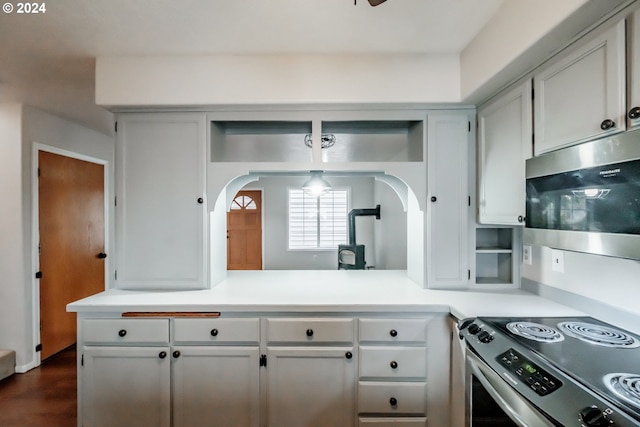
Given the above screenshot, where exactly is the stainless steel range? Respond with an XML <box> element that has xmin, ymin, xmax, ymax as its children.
<box><xmin>459</xmin><ymin>316</ymin><xmax>640</xmax><ymax>426</ymax></box>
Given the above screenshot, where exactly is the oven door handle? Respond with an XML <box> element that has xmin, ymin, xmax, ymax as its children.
<box><xmin>467</xmin><ymin>350</ymin><xmax>556</xmax><ymax>427</ymax></box>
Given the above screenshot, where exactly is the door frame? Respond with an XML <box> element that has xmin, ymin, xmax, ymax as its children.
<box><xmin>31</xmin><ymin>143</ymin><xmax>110</xmax><ymax>367</ymax></box>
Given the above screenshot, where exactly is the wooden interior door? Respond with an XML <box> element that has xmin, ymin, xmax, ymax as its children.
<box><xmin>227</xmin><ymin>190</ymin><xmax>262</xmax><ymax>270</ymax></box>
<box><xmin>38</xmin><ymin>151</ymin><xmax>105</xmax><ymax>360</ymax></box>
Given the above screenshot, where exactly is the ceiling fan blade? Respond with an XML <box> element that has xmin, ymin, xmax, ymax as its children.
<box><xmin>368</xmin><ymin>0</ymin><xmax>387</xmax><ymax>5</ymax></box>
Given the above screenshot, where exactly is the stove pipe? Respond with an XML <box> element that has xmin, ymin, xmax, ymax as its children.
<box><xmin>348</xmin><ymin>204</ymin><xmax>381</xmax><ymax>245</ymax></box>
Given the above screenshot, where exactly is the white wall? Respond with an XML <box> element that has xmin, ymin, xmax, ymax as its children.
<box><xmin>522</xmin><ymin>247</ymin><xmax>640</xmax><ymax>331</ymax></box>
<box><xmin>374</xmin><ymin>180</ymin><xmax>407</xmax><ymax>269</ymax></box>
<box><xmin>240</xmin><ymin>176</ymin><xmax>405</xmax><ymax>270</ymax></box>
<box><xmin>0</xmin><ymin>105</ymin><xmax>114</xmax><ymax>371</ymax></box>
<box><xmin>96</xmin><ymin>54</ymin><xmax>461</xmax><ymax>106</ymax></box>
<box><xmin>0</xmin><ymin>104</ymin><xmax>28</xmax><ymax>370</ymax></box>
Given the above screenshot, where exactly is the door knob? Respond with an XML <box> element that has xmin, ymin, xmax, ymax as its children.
<box><xmin>629</xmin><ymin>107</ymin><xmax>640</xmax><ymax>120</ymax></box>
<box><xmin>97</xmin><ymin>253</ymin><xmax>107</xmax><ymax>259</ymax></box>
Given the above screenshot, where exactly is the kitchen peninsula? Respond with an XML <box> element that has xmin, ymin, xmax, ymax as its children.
<box><xmin>68</xmin><ymin>270</ymin><xmax>583</xmax><ymax>427</ymax></box>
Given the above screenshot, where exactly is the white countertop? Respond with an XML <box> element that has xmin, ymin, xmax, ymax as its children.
<box><xmin>67</xmin><ymin>270</ymin><xmax>584</xmax><ymax>319</ymax></box>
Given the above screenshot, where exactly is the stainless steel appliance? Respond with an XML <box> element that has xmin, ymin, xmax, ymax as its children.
<box><xmin>459</xmin><ymin>316</ymin><xmax>640</xmax><ymax>426</ymax></box>
<box><xmin>525</xmin><ymin>129</ymin><xmax>640</xmax><ymax>260</ymax></box>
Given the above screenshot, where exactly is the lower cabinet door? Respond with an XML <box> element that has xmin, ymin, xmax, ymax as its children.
<box><xmin>358</xmin><ymin>417</ymin><xmax>428</xmax><ymax>426</ymax></box>
<box><xmin>82</xmin><ymin>346</ymin><xmax>171</xmax><ymax>427</ymax></box>
<box><xmin>171</xmin><ymin>346</ymin><xmax>260</xmax><ymax>427</ymax></box>
<box><xmin>267</xmin><ymin>346</ymin><xmax>356</xmax><ymax>427</ymax></box>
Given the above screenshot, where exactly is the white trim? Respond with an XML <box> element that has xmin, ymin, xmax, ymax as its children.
<box><xmin>31</xmin><ymin>142</ymin><xmax>110</xmax><ymax>368</ymax></box>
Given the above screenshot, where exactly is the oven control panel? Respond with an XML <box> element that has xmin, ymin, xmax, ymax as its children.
<box><xmin>496</xmin><ymin>348</ymin><xmax>563</xmax><ymax>396</ymax></box>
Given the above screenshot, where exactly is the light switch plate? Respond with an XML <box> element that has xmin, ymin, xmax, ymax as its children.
<box><xmin>551</xmin><ymin>249</ymin><xmax>564</xmax><ymax>273</ymax></box>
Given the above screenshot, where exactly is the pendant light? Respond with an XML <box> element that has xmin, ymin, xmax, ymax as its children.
<box><xmin>302</xmin><ymin>171</ymin><xmax>332</xmax><ymax>196</ymax></box>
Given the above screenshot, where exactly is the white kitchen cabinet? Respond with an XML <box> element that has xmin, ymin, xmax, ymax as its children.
<box><xmin>265</xmin><ymin>317</ymin><xmax>356</xmax><ymax>427</ymax></box>
<box><xmin>82</xmin><ymin>346</ymin><xmax>171</xmax><ymax>427</ymax></box>
<box><xmin>628</xmin><ymin>7</ymin><xmax>640</xmax><ymax>129</ymax></box>
<box><xmin>77</xmin><ymin>313</ymin><xmax>449</xmax><ymax>427</ymax></box>
<box><xmin>477</xmin><ymin>80</ymin><xmax>532</xmax><ymax>225</ymax></box>
<box><xmin>115</xmin><ymin>113</ymin><xmax>207</xmax><ymax>289</ymax></box>
<box><xmin>266</xmin><ymin>346</ymin><xmax>356</xmax><ymax>427</ymax></box>
<box><xmin>427</xmin><ymin>111</ymin><xmax>473</xmax><ymax>288</ymax></box>
<box><xmin>534</xmin><ymin>19</ymin><xmax>626</xmax><ymax>155</ymax></box>
<box><xmin>357</xmin><ymin>318</ymin><xmax>429</xmax><ymax>425</ymax></box>
<box><xmin>172</xmin><ymin>346</ymin><xmax>260</xmax><ymax>427</ymax></box>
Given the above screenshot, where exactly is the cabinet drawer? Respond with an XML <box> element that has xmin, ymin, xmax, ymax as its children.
<box><xmin>359</xmin><ymin>319</ymin><xmax>428</xmax><ymax>343</ymax></box>
<box><xmin>359</xmin><ymin>346</ymin><xmax>427</xmax><ymax>379</ymax></box>
<box><xmin>267</xmin><ymin>318</ymin><xmax>354</xmax><ymax>344</ymax></box>
<box><xmin>358</xmin><ymin>417</ymin><xmax>427</xmax><ymax>426</ymax></box>
<box><xmin>358</xmin><ymin>381</ymin><xmax>427</xmax><ymax>415</ymax></box>
<box><xmin>173</xmin><ymin>318</ymin><xmax>260</xmax><ymax>344</ymax></box>
<box><xmin>82</xmin><ymin>319</ymin><xmax>169</xmax><ymax>344</ymax></box>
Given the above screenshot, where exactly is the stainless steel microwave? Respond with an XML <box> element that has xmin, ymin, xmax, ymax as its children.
<box><xmin>524</xmin><ymin>129</ymin><xmax>640</xmax><ymax>260</ymax></box>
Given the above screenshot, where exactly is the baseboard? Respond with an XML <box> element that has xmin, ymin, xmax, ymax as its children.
<box><xmin>15</xmin><ymin>360</ymin><xmax>37</xmax><ymax>374</ymax></box>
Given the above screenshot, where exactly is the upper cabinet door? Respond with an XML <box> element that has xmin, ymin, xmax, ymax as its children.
<box><xmin>427</xmin><ymin>112</ymin><xmax>472</xmax><ymax>288</ymax></box>
<box><xmin>534</xmin><ymin>19</ymin><xmax>626</xmax><ymax>155</ymax></box>
<box><xmin>629</xmin><ymin>8</ymin><xmax>640</xmax><ymax>129</ymax></box>
<box><xmin>478</xmin><ymin>80</ymin><xmax>532</xmax><ymax>225</ymax></box>
<box><xmin>116</xmin><ymin>113</ymin><xmax>207</xmax><ymax>289</ymax></box>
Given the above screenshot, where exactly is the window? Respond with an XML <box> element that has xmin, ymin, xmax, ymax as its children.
<box><xmin>288</xmin><ymin>188</ymin><xmax>349</xmax><ymax>250</ymax></box>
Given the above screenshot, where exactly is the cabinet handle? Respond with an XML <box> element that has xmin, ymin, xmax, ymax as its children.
<box><xmin>197</xmin><ymin>197</ymin><xmax>204</xmax><ymax>204</ymax></box>
<box><xmin>389</xmin><ymin>329</ymin><xmax>398</xmax><ymax>337</ymax></box>
<box><xmin>389</xmin><ymin>397</ymin><xmax>398</xmax><ymax>407</ymax></box>
<box><xmin>96</xmin><ymin>252</ymin><xmax>107</xmax><ymax>259</ymax></box>
<box><xmin>118</xmin><ymin>329</ymin><xmax>127</xmax><ymax>337</ymax></box>
<box><xmin>345</xmin><ymin>351</ymin><xmax>353</xmax><ymax>360</ymax></box>
<box><xmin>159</xmin><ymin>351</ymin><xmax>167</xmax><ymax>359</ymax></box>
<box><xmin>600</xmin><ymin>119</ymin><xmax>616</xmax><ymax>130</ymax></box>
<box><xmin>173</xmin><ymin>350</ymin><xmax>181</xmax><ymax>358</ymax></box>
<box><xmin>517</xmin><ymin>215</ymin><xmax>524</xmax><ymax>223</ymax></box>
<box><xmin>390</xmin><ymin>360</ymin><xmax>398</xmax><ymax>369</ymax></box>
<box><xmin>210</xmin><ymin>328</ymin><xmax>219</xmax><ymax>337</ymax></box>
<box><xmin>430</xmin><ymin>196</ymin><xmax>437</xmax><ymax>202</ymax></box>
<box><xmin>629</xmin><ymin>107</ymin><xmax>640</xmax><ymax>120</ymax></box>
<box><xmin>306</xmin><ymin>329</ymin><xmax>314</xmax><ymax>337</ymax></box>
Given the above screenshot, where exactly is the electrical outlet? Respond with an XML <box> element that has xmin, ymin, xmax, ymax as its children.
<box><xmin>551</xmin><ymin>249</ymin><xmax>564</xmax><ymax>273</ymax></box>
<box><xmin>523</xmin><ymin>245</ymin><xmax>532</xmax><ymax>265</ymax></box>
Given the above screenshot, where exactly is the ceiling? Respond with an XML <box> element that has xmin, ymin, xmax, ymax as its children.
<box><xmin>0</xmin><ymin>0</ymin><xmax>503</xmax><ymax>134</ymax></box>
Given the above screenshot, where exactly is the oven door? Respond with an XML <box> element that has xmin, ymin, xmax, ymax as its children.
<box><xmin>466</xmin><ymin>349</ymin><xmax>558</xmax><ymax>427</ymax></box>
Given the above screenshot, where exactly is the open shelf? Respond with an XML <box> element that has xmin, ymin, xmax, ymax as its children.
<box><xmin>475</xmin><ymin>227</ymin><xmax>517</xmax><ymax>287</ymax></box>
<box><xmin>211</xmin><ymin>121</ymin><xmax>313</xmax><ymax>162</ymax></box>
<box><xmin>320</xmin><ymin>120</ymin><xmax>424</xmax><ymax>162</ymax></box>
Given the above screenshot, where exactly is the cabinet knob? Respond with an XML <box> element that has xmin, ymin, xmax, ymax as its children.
<box><xmin>517</xmin><ymin>215</ymin><xmax>524</xmax><ymax>223</ymax></box>
<box><xmin>197</xmin><ymin>197</ymin><xmax>204</xmax><ymax>204</ymax></box>
<box><xmin>600</xmin><ymin>119</ymin><xmax>616</xmax><ymax>130</ymax></box>
<box><xmin>306</xmin><ymin>329</ymin><xmax>314</xmax><ymax>337</ymax></box>
<box><xmin>173</xmin><ymin>350</ymin><xmax>181</xmax><ymax>358</ymax></box>
<box><xmin>210</xmin><ymin>328</ymin><xmax>219</xmax><ymax>337</ymax></box>
<box><xmin>345</xmin><ymin>351</ymin><xmax>353</xmax><ymax>360</ymax></box>
<box><xmin>389</xmin><ymin>329</ymin><xmax>398</xmax><ymax>337</ymax></box>
<box><xmin>430</xmin><ymin>196</ymin><xmax>437</xmax><ymax>202</ymax></box>
<box><xmin>389</xmin><ymin>397</ymin><xmax>398</xmax><ymax>407</ymax></box>
<box><xmin>390</xmin><ymin>360</ymin><xmax>398</xmax><ymax>369</ymax></box>
<box><xmin>158</xmin><ymin>351</ymin><xmax>167</xmax><ymax>359</ymax></box>
<box><xmin>97</xmin><ymin>252</ymin><xmax>107</xmax><ymax>259</ymax></box>
<box><xmin>629</xmin><ymin>107</ymin><xmax>640</xmax><ymax>120</ymax></box>
<box><xmin>118</xmin><ymin>329</ymin><xmax>127</xmax><ymax>337</ymax></box>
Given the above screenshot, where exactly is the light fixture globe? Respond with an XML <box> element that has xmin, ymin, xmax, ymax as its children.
<box><xmin>302</xmin><ymin>171</ymin><xmax>331</xmax><ymax>195</ymax></box>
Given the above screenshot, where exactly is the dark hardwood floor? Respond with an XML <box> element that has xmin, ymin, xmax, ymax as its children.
<box><xmin>0</xmin><ymin>346</ymin><xmax>77</xmax><ymax>427</ymax></box>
